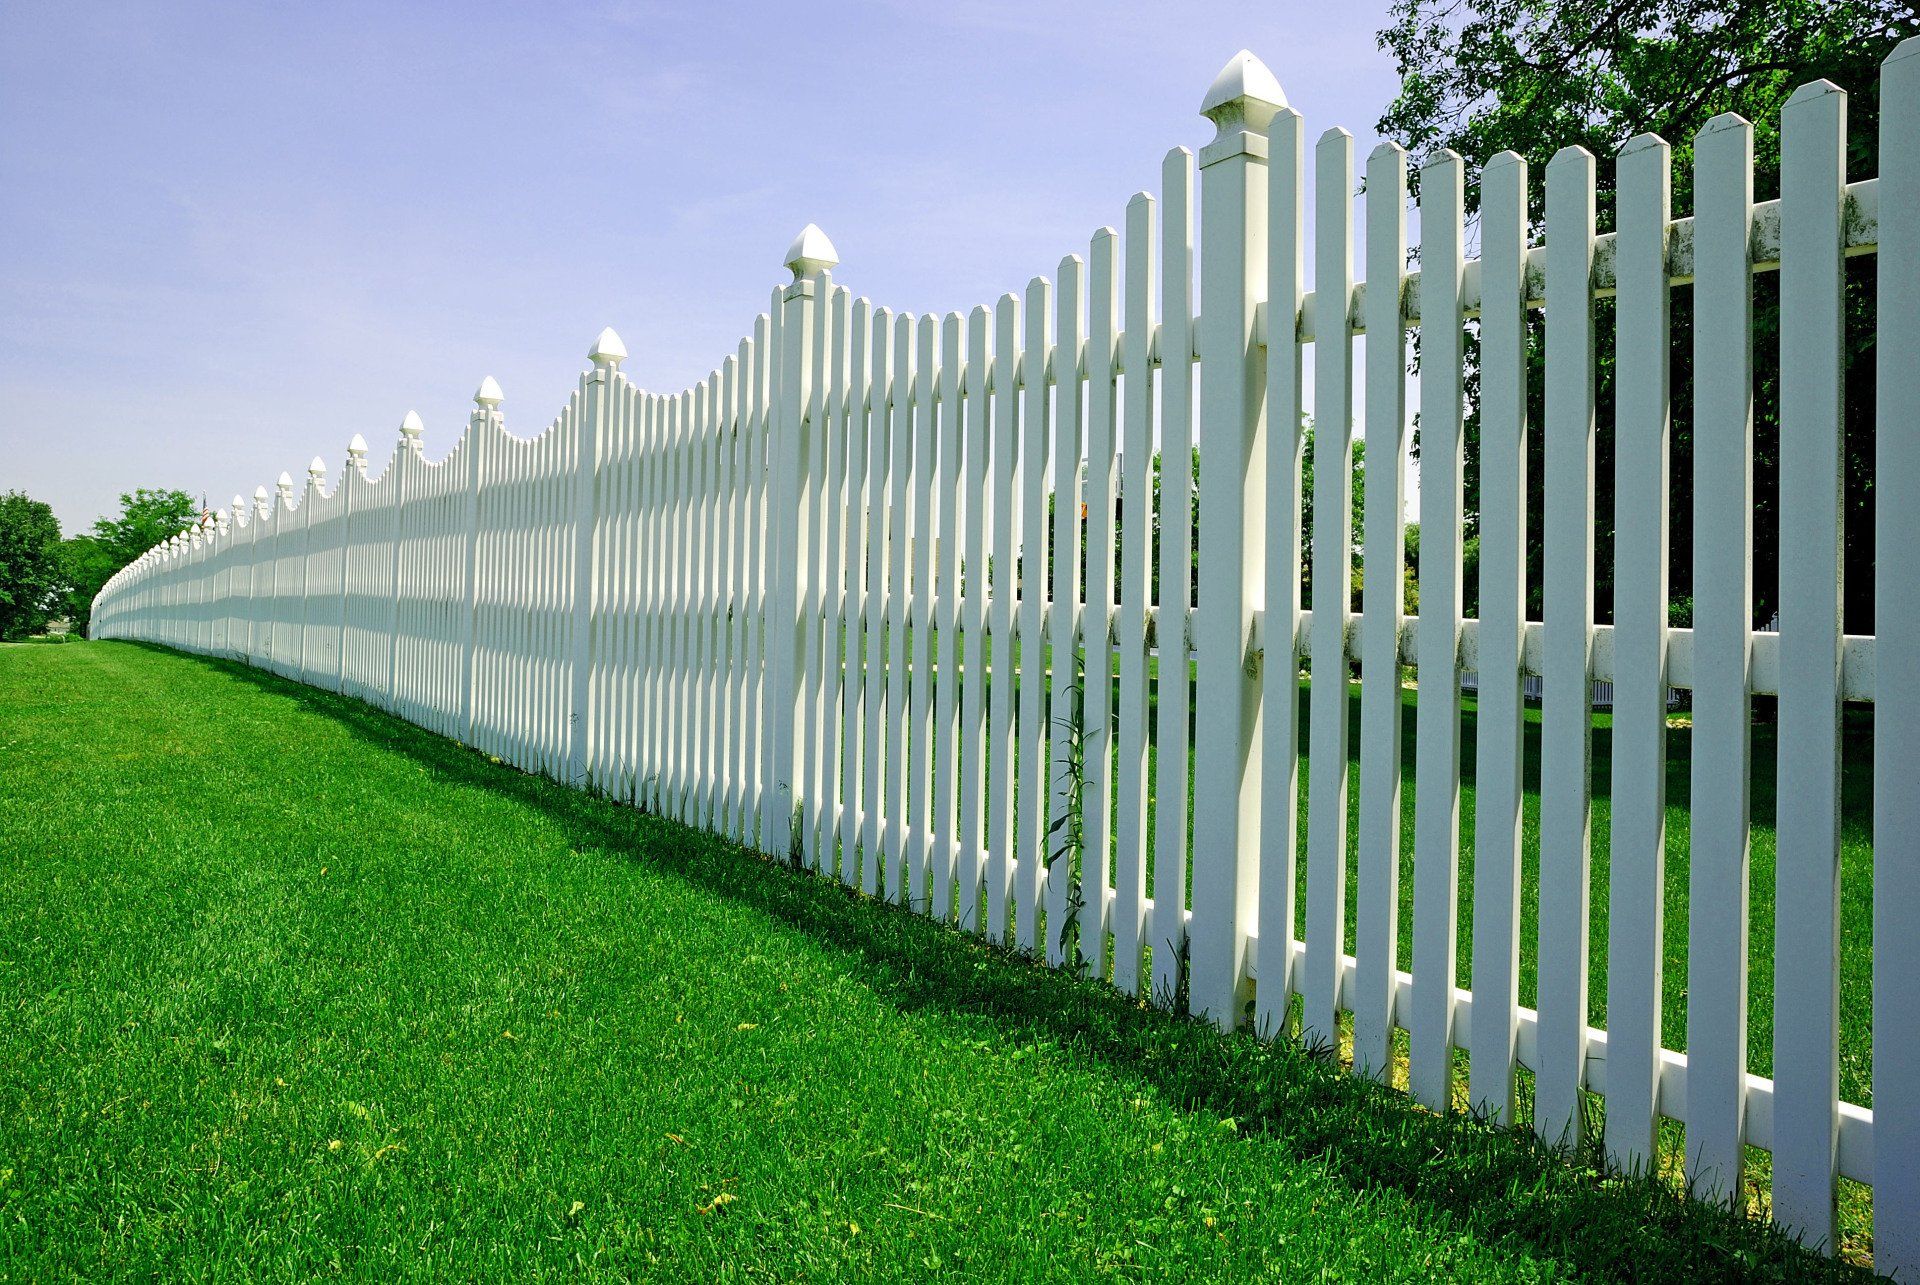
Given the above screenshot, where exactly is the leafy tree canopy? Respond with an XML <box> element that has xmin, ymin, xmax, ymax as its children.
<box><xmin>1377</xmin><ymin>0</ymin><xmax>1918</xmax><ymax>219</ymax></box>
<box><xmin>0</xmin><ymin>492</ymin><xmax>65</xmax><ymax>640</ymax></box>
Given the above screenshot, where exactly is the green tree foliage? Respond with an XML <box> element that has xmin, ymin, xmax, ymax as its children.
<box><xmin>1377</xmin><ymin>0</ymin><xmax>1915</xmax><ymax>629</ymax></box>
<box><xmin>0</xmin><ymin>492</ymin><xmax>65</xmax><ymax>640</ymax></box>
<box><xmin>60</xmin><ymin>489</ymin><xmax>198</xmax><ymax>635</ymax></box>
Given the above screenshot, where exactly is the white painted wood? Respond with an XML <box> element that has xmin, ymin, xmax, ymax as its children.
<box><xmin>1018</xmin><ymin>277</ymin><xmax>1053</xmax><ymax>951</ymax></box>
<box><xmin>1353</xmin><ymin>140</ymin><xmax>1409</xmax><ymax>1083</ymax></box>
<box><xmin>934</xmin><ymin>311</ymin><xmax>965</xmax><ymax>921</ymax></box>
<box><xmin>1687</xmin><ymin>111</ymin><xmax>1755</xmax><ymax>1204</ymax></box>
<box><xmin>1876</xmin><ymin>38</ymin><xmax>1920</xmax><ymax>1280</ymax></box>
<box><xmin>1467</xmin><ymin>152</ymin><xmax>1529</xmax><ymax>1125</ymax></box>
<box><xmin>910</xmin><ymin>313</ymin><xmax>939</xmax><ymax>909</ymax></box>
<box><xmin>765</xmin><ymin>256</ymin><xmax>821</xmax><ymax>850</ymax></box>
<box><xmin>1256</xmin><ymin>109</ymin><xmax>1305</xmax><ymax>1041</ymax></box>
<box><xmin>885</xmin><ymin>312</ymin><xmax>915</xmax><ymax>903</ymax></box>
<box><xmin>1536</xmin><ymin>145</ymin><xmax>1597</xmax><ymax>1146</ymax></box>
<box><xmin>1773</xmin><ymin>78</ymin><xmax>1847</xmax><ymax>1253</ymax></box>
<box><xmin>1048</xmin><ymin>255</ymin><xmax>1085</xmax><ymax>969</ymax></box>
<box><xmin>1606</xmin><ymin>130</ymin><xmax>1673</xmax><ymax>1175</ymax></box>
<box><xmin>1303</xmin><ymin>126</ymin><xmax>1355</xmax><ymax>1051</ymax></box>
<box><xmin>1114</xmin><ymin>194</ymin><xmax>1155</xmax><ymax>993</ymax></box>
<box><xmin>1191</xmin><ymin>60</ymin><xmax>1278</xmax><ymax>1029</ymax></box>
<box><xmin>1151</xmin><ymin>149</ymin><xmax>1195</xmax><ymax>1009</ymax></box>
<box><xmin>861</xmin><ymin>308</ymin><xmax>896</xmax><ymax>895</ymax></box>
<box><xmin>959</xmin><ymin>304</ymin><xmax>992</xmax><ymax>932</ymax></box>
<box><xmin>1084</xmin><ymin>226</ymin><xmax>1119</xmax><ymax>978</ymax></box>
<box><xmin>840</xmin><ymin>297</ymin><xmax>873</xmax><ymax>888</ymax></box>
<box><xmin>1409</xmin><ymin>146</ymin><xmax>1464</xmax><ymax>1112</ymax></box>
<box><xmin>986</xmin><ymin>292</ymin><xmax>1021</xmax><ymax>940</ymax></box>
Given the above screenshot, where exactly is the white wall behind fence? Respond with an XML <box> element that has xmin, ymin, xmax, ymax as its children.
<box><xmin>92</xmin><ymin>47</ymin><xmax>1916</xmax><ymax>1273</ymax></box>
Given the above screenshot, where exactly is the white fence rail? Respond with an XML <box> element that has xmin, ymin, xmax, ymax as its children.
<box><xmin>92</xmin><ymin>46</ymin><xmax>1917</xmax><ymax>1269</ymax></box>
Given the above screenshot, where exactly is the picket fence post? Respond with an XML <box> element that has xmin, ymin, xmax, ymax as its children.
<box><xmin>388</xmin><ymin>410</ymin><xmax>422</xmax><ymax>712</ymax></box>
<box><xmin>1189</xmin><ymin>50</ymin><xmax>1281</xmax><ymax>1031</ymax></box>
<box><xmin>340</xmin><ymin>434</ymin><xmax>367</xmax><ymax>693</ymax></box>
<box><xmin>569</xmin><ymin>328</ymin><xmax>625</xmax><ymax>786</ymax></box>
<box><xmin>762</xmin><ymin>225</ymin><xmax>835</xmax><ymax>857</ymax></box>
<box><xmin>464</xmin><ymin>379</ymin><xmax>501</xmax><ymax>745</ymax></box>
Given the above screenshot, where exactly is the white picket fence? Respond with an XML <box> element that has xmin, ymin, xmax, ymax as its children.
<box><xmin>91</xmin><ymin>46</ymin><xmax>1918</xmax><ymax>1268</ymax></box>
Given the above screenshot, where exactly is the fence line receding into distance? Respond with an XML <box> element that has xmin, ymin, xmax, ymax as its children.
<box><xmin>90</xmin><ymin>46</ymin><xmax>1919</xmax><ymax>1271</ymax></box>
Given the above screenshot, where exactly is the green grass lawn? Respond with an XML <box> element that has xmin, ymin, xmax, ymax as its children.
<box><xmin>0</xmin><ymin>641</ymin><xmax>1862</xmax><ymax>1280</ymax></box>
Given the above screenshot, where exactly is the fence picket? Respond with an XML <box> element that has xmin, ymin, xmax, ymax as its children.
<box><xmin>1606</xmin><ymin>131</ymin><xmax>1673</xmax><ymax>1175</ymax></box>
<box><xmin>861</xmin><ymin>308</ymin><xmax>896</xmax><ymax>895</ymax></box>
<box><xmin>986</xmin><ymin>293</ymin><xmax>1021</xmax><ymax>940</ymax></box>
<box><xmin>1085</xmin><ymin>228</ymin><xmax>1120</xmax><ymax>977</ymax></box>
<box><xmin>960</xmin><ymin>304</ymin><xmax>992</xmax><ymax>932</ymax></box>
<box><xmin>1303</xmin><ymin>126</ymin><xmax>1355</xmax><ymax>1051</ymax></box>
<box><xmin>1537</xmin><ymin>145</ymin><xmax>1597</xmax><ymax>1147</ymax></box>
<box><xmin>1467</xmin><ymin>152</ymin><xmax>1529</xmax><ymax>1125</ymax></box>
<box><xmin>1256</xmin><ymin>109</ymin><xmax>1304</xmax><ymax>1039</ymax></box>
<box><xmin>1876</xmin><ymin>38</ymin><xmax>1920</xmax><ymax>1280</ymax></box>
<box><xmin>934</xmin><ymin>311</ymin><xmax>965</xmax><ymax>920</ymax></box>
<box><xmin>1150</xmin><ymin>149</ymin><xmax>1195</xmax><ymax>1010</ymax></box>
<box><xmin>1773</xmin><ymin>80</ymin><xmax>1847</xmax><ymax>1251</ymax></box>
<box><xmin>1687</xmin><ymin>111</ymin><xmax>1755</xmax><ymax>1203</ymax></box>
<box><xmin>1353</xmin><ymin>140</ymin><xmax>1409</xmax><ymax>1083</ymax></box>
<box><xmin>1018</xmin><ymin>278</ymin><xmax>1053</xmax><ymax>950</ymax></box>
<box><xmin>1114</xmin><ymin>196</ymin><xmax>1155</xmax><ymax>993</ymax></box>
<box><xmin>1047</xmin><ymin>256</ymin><xmax>1085</xmax><ymax>969</ymax></box>
<box><xmin>1409</xmin><ymin>147</ymin><xmax>1464</xmax><ymax>1112</ymax></box>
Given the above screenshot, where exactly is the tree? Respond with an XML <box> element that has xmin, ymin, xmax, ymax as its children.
<box><xmin>1377</xmin><ymin>0</ymin><xmax>1914</xmax><ymax>631</ymax></box>
<box><xmin>60</xmin><ymin>489</ymin><xmax>198</xmax><ymax>636</ymax></box>
<box><xmin>0</xmin><ymin>492</ymin><xmax>66</xmax><ymax>640</ymax></box>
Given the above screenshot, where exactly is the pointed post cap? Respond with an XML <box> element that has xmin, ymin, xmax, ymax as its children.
<box><xmin>590</xmin><ymin>326</ymin><xmax>627</xmax><ymax>367</ymax></box>
<box><xmin>231</xmin><ymin>494</ymin><xmax>247</xmax><ymax>514</ymax></box>
<box><xmin>784</xmin><ymin>223</ymin><xmax>839</xmax><ymax>279</ymax></box>
<box><xmin>347</xmin><ymin>432</ymin><xmax>369</xmax><ymax>459</ymax></box>
<box><xmin>276</xmin><ymin>470</ymin><xmax>295</xmax><ymax>494</ymax></box>
<box><xmin>1200</xmin><ymin>50</ymin><xmax>1285</xmax><ymax>134</ymax></box>
<box><xmin>474</xmin><ymin>376</ymin><xmax>504</xmax><ymax>408</ymax></box>
<box><xmin>255</xmin><ymin>484</ymin><xmax>271</xmax><ymax>501</ymax></box>
<box><xmin>399</xmin><ymin>409</ymin><xmax>424</xmax><ymax>440</ymax></box>
<box><xmin>308</xmin><ymin>455</ymin><xmax>327</xmax><ymax>481</ymax></box>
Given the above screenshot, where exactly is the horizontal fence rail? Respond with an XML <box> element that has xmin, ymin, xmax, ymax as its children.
<box><xmin>92</xmin><ymin>46</ymin><xmax>1917</xmax><ymax>1271</ymax></box>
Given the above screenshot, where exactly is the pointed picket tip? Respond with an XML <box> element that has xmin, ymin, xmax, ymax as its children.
<box><xmin>1199</xmin><ymin>50</ymin><xmax>1285</xmax><ymax>128</ymax></box>
<box><xmin>1785</xmin><ymin>78</ymin><xmax>1845</xmax><ymax>107</ymax></box>
<box><xmin>474</xmin><ymin>376</ymin><xmax>504</xmax><ymax>407</ymax></box>
<box><xmin>784</xmin><ymin>223</ymin><xmax>840</xmax><ymax>279</ymax></box>
<box><xmin>590</xmin><ymin>326</ymin><xmax>628</xmax><ymax>366</ymax></box>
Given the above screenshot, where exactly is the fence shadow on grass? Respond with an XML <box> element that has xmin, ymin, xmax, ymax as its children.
<box><xmin>164</xmin><ymin>645</ymin><xmax>1868</xmax><ymax>1284</ymax></box>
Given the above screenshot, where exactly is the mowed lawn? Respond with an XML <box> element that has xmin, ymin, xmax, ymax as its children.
<box><xmin>0</xmin><ymin>643</ymin><xmax>1860</xmax><ymax>1280</ymax></box>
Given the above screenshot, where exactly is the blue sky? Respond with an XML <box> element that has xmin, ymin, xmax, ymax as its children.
<box><xmin>2</xmin><ymin>1</ymin><xmax>1406</xmax><ymax>532</ymax></box>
